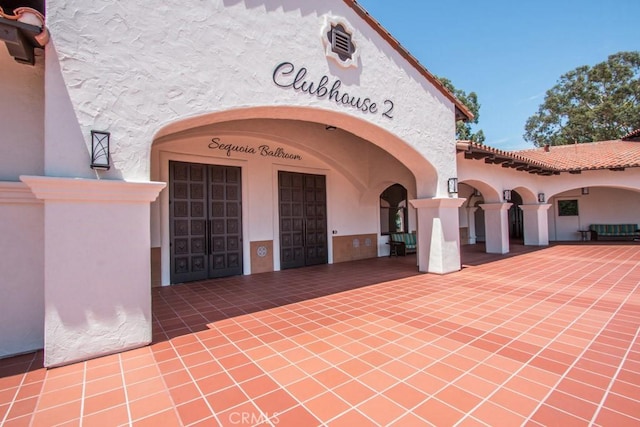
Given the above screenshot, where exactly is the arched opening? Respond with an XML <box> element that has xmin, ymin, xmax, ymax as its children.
<box><xmin>474</xmin><ymin>200</ymin><xmax>486</xmax><ymax>243</ymax></box>
<box><xmin>508</xmin><ymin>190</ymin><xmax>524</xmax><ymax>241</ymax></box>
<box><xmin>150</xmin><ymin>108</ymin><xmax>441</xmax><ymax>285</ymax></box>
<box><xmin>380</xmin><ymin>184</ymin><xmax>408</xmax><ymax>235</ymax></box>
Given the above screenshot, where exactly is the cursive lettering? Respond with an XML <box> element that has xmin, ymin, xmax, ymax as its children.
<box><xmin>208</xmin><ymin>138</ymin><xmax>302</xmax><ymax>161</ymax></box>
<box><xmin>258</xmin><ymin>145</ymin><xmax>302</xmax><ymax>160</ymax></box>
<box><xmin>208</xmin><ymin>138</ymin><xmax>256</xmax><ymax>157</ymax></box>
<box><xmin>273</xmin><ymin>61</ymin><xmax>390</xmax><ymax>118</ymax></box>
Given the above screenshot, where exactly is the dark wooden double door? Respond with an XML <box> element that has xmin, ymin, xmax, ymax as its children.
<box><xmin>170</xmin><ymin>161</ymin><xmax>242</xmax><ymax>283</ymax></box>
<box><xmin>279</xmin><ymin>171</ymin><xmax>328</xmax><ymax>269</ymax></box>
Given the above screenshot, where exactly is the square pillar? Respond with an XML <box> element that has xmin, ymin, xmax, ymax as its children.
<box><xmin>466</xmin><ymin>207</ymin><xmax>479</xmax><ymax>244</ymax></box>
<box><xmin>519</xmin><ymin>204</ymin><xmax>551</xmax><ymax>246</ymax></box>
<box><xmin>480</xmin><ymin>203</ymin><xmax>512</xmax><ymax>254</ymax></box>
<box><xmin>410</xmin><ymin>198</ymin><xmax>466</xmax><ymax>274</ymax></box>
<box><xmin>21</xmin><ymin>176</ymin><xmax>165</xmax><ymax>367</ymax></box>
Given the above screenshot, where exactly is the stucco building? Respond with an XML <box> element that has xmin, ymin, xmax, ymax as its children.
<box><xmin>1</xmin><ymin>1</ymin><xmax>638</xmax><ymax>367</ymax></box>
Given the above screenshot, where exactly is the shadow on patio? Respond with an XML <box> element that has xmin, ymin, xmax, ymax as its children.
<box><xmin>2</xmin><ymin>242</ymin><xmax>640</xmax><ymax>426</ymax></box>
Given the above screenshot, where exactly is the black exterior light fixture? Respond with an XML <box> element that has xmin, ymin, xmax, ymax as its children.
<box><xmin>538</xmin><ymin>193</ymin><xmax>546</xmax><ymax>203</ymax></box>
<box><xmin>90</xmin><ymin>130</ymin><xmax>111</xmax><ymax>170</ymax></box>
<box><xmin>503</xmin><ymin>189</ymin><xmax>512</xmax><ymax>202</ymax></box>
<box><xmin>447</xmin><ymin>178</ymin><xmax>458</xmax><ymax>194</ymax></box>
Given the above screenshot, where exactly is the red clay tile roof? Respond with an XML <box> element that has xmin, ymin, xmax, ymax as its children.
<box><xmin>457</xmin><ymin>141</ymin><xmax>560</xmax><ymax>175</ymax></box>
<box><xmin>515</xmin><ymin>140</ymin><xmax>640</xmax><ymax>172</ymax></box>
<box><xmin>622</xmin><ymin>128</ymin><xmax>640</xmax><ymax>140</ymax></box>
<box><xmin>458</xmin><ymin>138</ymin><xmax>640</xmax><ymax>174</ymax></box>
<box><xmin>343</xmin><ymin>1</ymin><xmax>473</xmax><ymax>121</ymax></box>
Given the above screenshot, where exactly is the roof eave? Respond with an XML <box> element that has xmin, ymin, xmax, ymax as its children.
<box><xmin>343</xmin><ymin>1</ymin><xmax>474</xmax><ymax>122</ymax></box>
<box><xmin>0</xmin><ymin>6</ymin><xmax>49</xmax><ymax>65</ymax></box>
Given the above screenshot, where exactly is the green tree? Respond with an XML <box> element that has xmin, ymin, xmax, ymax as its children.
<box><xmin>438</xmin><ymin>77</ymin><xmax>485</xmax><ymax>143</ymax></box>
<box><xmin>524</xmin><ymin>51</ymin><xmax>640</xmax><ymax>147</ymax></box>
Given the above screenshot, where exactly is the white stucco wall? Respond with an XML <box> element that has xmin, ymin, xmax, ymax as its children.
<box><xmin>45</xmin><ymin>0</ymin><xmax>458</xmax><ymax>196</ymax></box>
<box><xmin>458</xmin><ymin>155</ymin><xmax>640</xmax><ymax>243</ymax></box>
<box><xmin>152</xmin><ymin>119</ymin><xmax>416</xmax><ymax>282</ymax></box>
<box><xmin>548</xmin><ymin>187</ymin><xmax>640</xmax><ymax>241</ymax></box>
<box><xmin>0</xmin><ymin>184</ymin><xmax>44</xmax><ymax>358</ymax></box>
<box><xmin>0</xmin><ymin>49</ymin><xmax>44</xmax><ymax>179</ymax></box>
<box><xmin>0</xmin><ymin>49</ymin><xmax>45</xmax><ymax>358</ymax></box>
<box><xmin>20</xmin><ymin>177</ymin><xmax>165</xmax><ymax>367</ymax></box>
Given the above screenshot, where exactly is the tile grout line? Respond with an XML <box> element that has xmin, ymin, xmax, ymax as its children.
<box><xmin>158</xmin><ymin>246</ymin><xmax>632</xmax><ymax>426</ymax></box>
<box><xmin>28</xmin><ymin>354</ymin><xmax>46</xmax><ymax>427</ymax></box>
<box><xmin>245</xmin><ymin>263</ymin><xmax>559</xmax><ymax>426</ymax></box>
<box><xmin>448</xmin><ymin>248</ymin><xmax>640</xmax><ymax>425</ymax></box>
<box><xmin>589</xmin><ymin>324</ymin><xmax>640</xmax><ymax>424</ymax></box>
<box><xmin>216</xmin><ymin>317</ymin><xmax>331</xmax><ymax>426</ymax></box>
<box><xmin>145</xmin><ymin>348</ymin><xmax>192</xmax><ymax>425</ymax></box>
<box><xmin>236</xmin><ymin>249</ymin><xmax>604</xmax><ymax>426</ymax></box>
<box><xmin>217</xmin><ymin>311</ymin><xmax>377</xmax><ymax>426</ymax></box>
<box><xmin>118</xmin><ymin>353</ymin><xmax>133</xmax><ymax>427</ymax></box>
<box><xmin>179</xmin><ymin>335</ymin><xmax>255</xmax><ymax>426</ymax></box>
<box><xmin>78</xmin><ymin>361</ymin><xmax>86</xmax><ymax>427</ymax></box>
<box><xmin>0</xmin><ymin>353</ymin><xmax>38</xmax><ymax>426</ymax></box>
<box><xmin>136</xmin><ymin>247</ymin><xmax>639</xmax><ymax>425</ymax></box>
<box><xmin>518</xmin><ymin>254</ymin><xmax>640</xmax><ymax>425</ymax></box>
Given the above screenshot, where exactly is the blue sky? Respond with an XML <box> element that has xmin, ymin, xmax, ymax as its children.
<box><xmin>356</xmin><ymin>0</ymin><xmax>640</xmax><ymax>151</ymax></box>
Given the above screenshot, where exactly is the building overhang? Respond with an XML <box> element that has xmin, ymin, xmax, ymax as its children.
<box><xmin>0</xmin><ymin>4</ymin><xmax>48</xmax><ymax>65</ymax></box>
<box><xmin>457</xmin><ymin>141</ymin><xmax>560</xmax><ymax>176</ymax></box>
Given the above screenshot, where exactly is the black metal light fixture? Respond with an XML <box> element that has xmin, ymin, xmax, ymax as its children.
<box><xmin>473</xmin><ymin>188</ymin><xmax>481</xmax><ymax>197</ymax></box>
<box><xmin>538</xmin><ymin>193</ymin><xmax>546</xmax><ymax>203</ymax></box>
<box><xmin>447</xmin><ymin>177</ymin><xmax>458</xmax><ymax>194</ymax></box>
<box><xmin>581</xmin><ymin>187</ymin><xmax>589</xmax><ymax>195</ymax></box>
<box><xmin>503</xmin><ymin>189</ymin><xmax>512</xmax><ymax>202</ymax></box>
<box><xmin>90</xmin><ymin>130</ymin><xmax>111</xmax><ymax>170</ymax></box>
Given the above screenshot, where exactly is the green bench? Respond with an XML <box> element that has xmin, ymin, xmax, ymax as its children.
<box><xmin>389</xmin><ymin>232</ymin><xmax>417</xmax><ymax>256</ymax></box>
<box><xmin>588</xmin><ymin>224</ymin><xmax>640</xmax><ymax>241</ymax></box>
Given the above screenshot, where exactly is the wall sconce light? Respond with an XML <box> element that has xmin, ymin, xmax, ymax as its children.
<box><xmin>473</xmin><ymin>188</ymin><xmax>481</xmax><ymax>197</ymax></box>
<box><xmin>581</xmin><ymin>187</ymin><xmax>589</xmax><ymax>195</ymax></box>
<box><xmin>538</xmin><ymin>193</ymin><xmax>546</xmax><ymax>203</ymax></box>
<box><xmin>325</xmin><ymin>125</ymin><xmax>337</xmax><ymax>131</ymax></box>
<box><xmin>447</xmin><ymin>178</ymin><xmax>458</xmax><ymax>194</ymax></box>
<box><xmin>90</xmin><ymin>130</ymin><xmax>111</xmax><ymax>170</ymax></box>
<box><xmin>503</xmin><ymin>189</ymin><xmax>512</xmax><ymax>202</ymax></box>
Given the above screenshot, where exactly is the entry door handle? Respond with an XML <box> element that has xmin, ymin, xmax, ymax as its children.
<box><xmin>207</xmin><ymin>219</ymin><xmax>212</xmax><ymax>255</ymax></box>
<box><xmin>303</xmin><ymin>218</ymin><xmax>307</xmax><ymax>247</ymax></box>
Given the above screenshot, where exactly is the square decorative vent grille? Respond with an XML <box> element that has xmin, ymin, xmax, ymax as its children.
<box><xmin>331</xmin><ymin>27</ymin><xmax>352</xmax><ymax>57</ymax></box>
<box><xmin>322</xmin><ymin>17</ymin><xmax>359</xmax><ymax>68</ymax></box>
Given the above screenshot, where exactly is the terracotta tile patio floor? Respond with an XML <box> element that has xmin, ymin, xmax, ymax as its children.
<box><xmin>1</xmin><ymin>243</ymin><xmax>640</xmax><ymax>426</ymax></box>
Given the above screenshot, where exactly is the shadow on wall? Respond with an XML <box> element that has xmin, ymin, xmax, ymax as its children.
<box><xmin>47</xmin><ymin>41</ymin><xmax>124</xmax><ymax>180</ymax></box>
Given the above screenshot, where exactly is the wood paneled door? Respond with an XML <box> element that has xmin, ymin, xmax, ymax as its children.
<box><xmin>170</xmin><ymin>161</ymin><xmax>243</xmax><ymax>283</ymax></box>
<box><xmin>278</xmin><ymin>171</ymin><xmax>328</xmax><ymax>269</ymax></box>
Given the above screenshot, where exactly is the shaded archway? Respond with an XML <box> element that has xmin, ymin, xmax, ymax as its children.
<box><xmin>508</xmin><ymin>190</ymin><xmax>524</xmax><ymax>240</ymax></box>
<box><xmin>153</xmin><ymin>106</ymin><xmax>439</xmax><ymax>196</ymax></box>
<box><xmin>149</xmin><ymin>107</ymin><xmax>445</xmax><ymax>284</ymax></box>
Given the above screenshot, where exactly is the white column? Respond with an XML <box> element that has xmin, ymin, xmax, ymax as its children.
<box><xmin>520</xmin><ymin>204</ymin><xmax>551</xmax><ymax>246</ymax></box>
<box><xmin>21</xmin><ymin>176</ymin><xmax>165</xmax><ymax>367</ymax></box>
<box><xmin>480</xmin><ymin>203</ymin><xmax>512</xmax><ymax>254</ymax></box>
<box><xmin>410</xmin><ymin>198</ymin><xmax>466</xmax><ymax>274</ymax></box>
<box><xmin>466</xmin><ymin>207</ymin><xmax>478</xmax><ymax>244</ymax></box>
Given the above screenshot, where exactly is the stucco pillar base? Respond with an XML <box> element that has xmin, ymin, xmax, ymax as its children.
<box><xmin>520</xmin><ymin>204</ymin><xmax>551</xmax><ymax>246</ymax></box>
<box><xmin>20</xmin><ymin>176</ymin><xmax>165</xmax><ymax>367</ymax></box>
<box><xmin>410</xmin><ymin>197</ymin><xmax>466</xmax><ymax>274</ymax></box>
<box><xmin>466</xmin><ymin>207</ymin><xmax>478</xmax><ymax>245</ymax></box>
<box><xmin>480</xmin><ymin>203</ymin><xmax>512</xmax><ymax>254</ymax></box>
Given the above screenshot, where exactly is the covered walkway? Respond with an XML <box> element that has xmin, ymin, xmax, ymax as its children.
<box><xmin>1</xmin><ymin>243</ymin><xmax>639</xmax><ymax>426</ymax></box>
